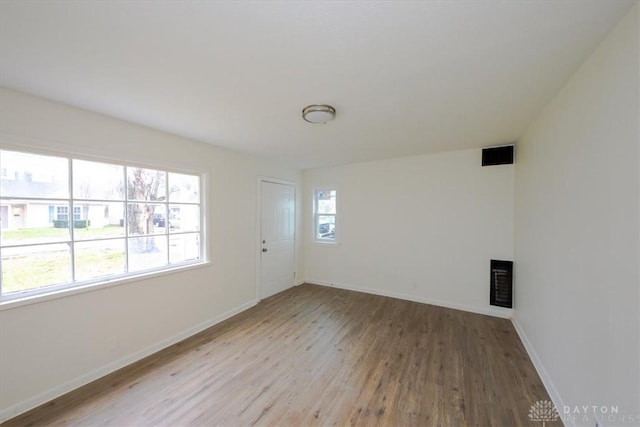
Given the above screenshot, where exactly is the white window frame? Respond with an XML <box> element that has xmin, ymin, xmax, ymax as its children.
<box><xmin>312</xmin><ymin>187</ymin><xmax>338</xmax><ymax>244</ymax></box>
<box><xmin>0</xmin><ymin>147</ymin><xmax>207</xmax><ymax>305</ymax></box>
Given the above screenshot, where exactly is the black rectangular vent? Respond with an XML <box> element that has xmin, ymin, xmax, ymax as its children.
<box><xmin>490</xmin><ymin>259</ymin><xmax>513</xmax><ymax>308</ymax></box>
<box><xmin>482</xmin><ymin>145</ymin><xmax>514</xmax><ymax>166</ymax></box>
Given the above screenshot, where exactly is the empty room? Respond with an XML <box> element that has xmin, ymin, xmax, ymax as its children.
<box><xmin>0</xmin><ymin>1</ymin><xmax>638</xmax><ymax>426</ymax></box>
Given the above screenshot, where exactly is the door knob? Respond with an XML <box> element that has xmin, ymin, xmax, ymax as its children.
<box><xmin>262</xmin><ymin>248</ymin><xmax>268</xmax><ymax>252</ymax></box>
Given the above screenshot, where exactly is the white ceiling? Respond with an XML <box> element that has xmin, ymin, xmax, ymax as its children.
<box><xmin>0</xmin><ymin>1</ymin><xmax>635</xmax><ymax>169</ymax></box>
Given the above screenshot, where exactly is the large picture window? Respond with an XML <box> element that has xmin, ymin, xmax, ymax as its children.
<box><xmin>313</xmin><ymin>188</ymin><xmax>337</xmax><ymax>243</ymax></box>
<box><xmin>0</xmin><ymin>149</ymin><xmax>204</xmax><ymax>301</ymax></box>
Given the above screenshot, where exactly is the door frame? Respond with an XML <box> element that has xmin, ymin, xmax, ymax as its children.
<box><xmin>256</xmin><ymin>177</ymin><xmax>297</xmax><ymax>301</ymax></box>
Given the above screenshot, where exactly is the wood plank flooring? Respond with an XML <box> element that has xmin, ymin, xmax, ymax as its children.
<box><xmin>2</xmin><ymin>284</ymin><xmax>558</xmax><ymax>426</ymax></box>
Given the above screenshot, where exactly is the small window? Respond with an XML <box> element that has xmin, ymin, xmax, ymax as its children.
<box><xmin>313</xmin><ymin>189</ymin><xmax>337</xmax><ymax>243</ymax></box>
<box><xmin>56</xmin><ymin>206</ymin><xmax>69</xmax><ymax>221</ymax></box>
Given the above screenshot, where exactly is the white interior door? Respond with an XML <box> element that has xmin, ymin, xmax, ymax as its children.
<box><xmin>260</xmin><ymin>181</ymin><xmax>295</xmax><ymax>299</ymax></box>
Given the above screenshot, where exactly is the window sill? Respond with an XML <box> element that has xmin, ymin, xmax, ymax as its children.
<box><xmin>310</xmin><ymin>240</ymin><xmax>340</xmax><ymax>247</ymax></box>
<box><xmin>0</xmin><ymin>261</ymin><xmax>211</xmax><ymax>312</ymax></box>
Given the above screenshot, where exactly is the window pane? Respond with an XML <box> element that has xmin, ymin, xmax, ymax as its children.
<box><xmin>168</xmin><ymin>172</ymin><xmax>199</xmax><ymax>203</ymax></box>
<box><xmin>168</xmin><ymin>204</ymin><xmax>199</xmax><ymax>232</ymax></box>
<box><xmin>127</xmin><ymin>203</ymin><xmax>166</xmax><ymax>235</ymax></box>
<box><xmin>128</xmin><ymin>236</ymin><xmax>168</xmax><ymax>272</ymax></box>
<box><xmin>316</xmin><ymin>190</ymin><xmax>336</xmax><ymax>214</ymax></box>
<box><xmin>127</xmin><ymin>167</ymin><xmax>166</xmax><ymax>201</ymax></box>
<box><xmin>0</xmin><ymin>150</ymin><xmax>69</xmax><ymax>199</ymax></box>
<box><xmin>169</xmin><ymin>233</ymin><xmax>200</xmax><ymax>263</ymax></box>
<box><xmin>1</xmin><ymin>244</ymin><xmax>71</xmax><ymax>294</ymax></box>
<box><xmin>0</xmin><ymin>200</ymin><xmax>70</xmax><ymax>246</ymax></box>
<box><xmin>73</xmin><ymin>160</ymin><xmax>124</xmax><ymax>200</ymax></box>
<box><xmin>317</xmin><ymin>215</ymin><xmax>335</xmax><ymax>240</ymax></box>
<box><xmin>75</xmin><ymin>239</ymin><xmax>125</xmax><ymax>281</ymax></box>
<box><xmin>73</xmin><ymin>203</ymin><xmax>125</xmax><ymax>240</ymax></box>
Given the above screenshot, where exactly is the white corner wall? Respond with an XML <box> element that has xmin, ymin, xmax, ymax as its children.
<box><xmin>513</xmin><ymin>4</ymin><xmax>639</xmax><ymax>423</ymax></box>
<box><xmin>304</xmin><ymin>149</ymin><xmax>514</xmax><ymax>318</ymax></box>
<box><xmin>0</xmin><ymin>88</ymin><xmax>304</xmax><ymax>421</ymax></box>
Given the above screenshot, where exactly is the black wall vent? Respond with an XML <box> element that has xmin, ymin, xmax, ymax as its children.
<box><xmin>490</xmin><ymin>260</ymin><xmax>513</xmax><ymax>308</ymax></box>
<box><xmin>482</xmin><ymin>145</ymin><xmax>514</xmax><ymax>166</ymax></box>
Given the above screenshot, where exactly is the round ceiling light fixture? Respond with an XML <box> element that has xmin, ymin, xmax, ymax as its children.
<box><xmin>302</xmin><ymin>104</ymin><xmax>336</xmax><ymax>124</ymax></box>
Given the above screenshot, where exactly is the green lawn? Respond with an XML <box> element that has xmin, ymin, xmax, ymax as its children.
<box><xmin>1</xmin><ymin>227</ymin><xmax>196</xmax><ymax>294</ymax></box>
<box><xmin>1</xmin><ymin>227</ymin><xmax>70</xmax><ymax>239</ymax></box>
<box><xmin>2</xmin><ymin>248</ymin><xmax>125</xmax><ymax>294</ymax></box>
<box><xmin>1</xmin><ymin>225</ymin><xmax>124</xmax><ymax>246</ymax></box>
<box><xmin>1</xmin><ymin>226</ymin><xmax>128</xmax><ymax>293</ymax></box>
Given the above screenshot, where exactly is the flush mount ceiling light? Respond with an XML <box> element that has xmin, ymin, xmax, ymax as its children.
<box><xmin>302</xmin><ymin>104</ymin><xmax>336</xmax><ymax>124</ymax></box>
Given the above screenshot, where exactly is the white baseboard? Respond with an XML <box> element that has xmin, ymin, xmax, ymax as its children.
<box><xmin>511</xmin><ymin>316</ymin><xmax>569</xmax><ymax>427</ymax></box>
<box><xmin>0</xmin><ymin>299</ymin><xmax>258</xmax><ymax>423</ymax></box>
<box><xmin>306</xmin><ymin>279</ymin><xmax>513</xmax><ymax>319</ymax></box>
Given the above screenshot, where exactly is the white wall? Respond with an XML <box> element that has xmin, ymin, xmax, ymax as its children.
<box><xmin>0</xmin><ymin>88</ymin><xmax>304</xmax><ymax>420</ymax></box>
<box><xmin>513</xmin><ymin>4</ymin><xmax>639</xmax><ymax>423</ymax></box>
<box><xmin>304</xmin><ymin>149</ymin><xmax>514</xmax><ymax>318</ymax></box>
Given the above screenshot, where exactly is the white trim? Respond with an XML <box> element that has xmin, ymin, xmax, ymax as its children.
<box><xmin>511</xmin><ymin>316</ymin><xmax>569</xmax><ymax>427</ymax></box>
<box><xmin>309</xmin><ymin>240</ymin><xmax>341</xmax><ymax>247</ymax></box>
<box><xmin>0</xmin><ymin>298</ymin><xmax>258</xmax><ymax>423</ymax></box>
<box><xmin>0</xmin><ymin>262</ymin><xmax>210</xmax><ymax>311</ymax></box>
<box><xmin>258</xmin><ymin>177</ymin><xmax>296</xmax><ymax>186</ymax></box>
<box><xmin>256</xmin><ymin>177</ymin><xmax>296</xmax><ymax>301</ymax></box>
<box><xmin>306</xmin><ymin>279</ymin><xmax>513</xmax><ymax>319</ymax></box>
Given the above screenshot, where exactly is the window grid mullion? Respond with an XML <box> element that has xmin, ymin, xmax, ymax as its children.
<box><xmin>0</xmin><ymin>196</ymin><xmax>71</xmax><ymax>203</ymax></box>
<box><xmin>124</xmin><ymin>166</ymin><xmax>130</xmax><ymax>274</ymax></box>
<box><xmin>165</xmin><ymin>172</ymin><xmax>170</xmax><ymax>266</ymax></box>
<box><xmin>69</xmin><ymin>158</ymin><xmax>76</xmax><ymax>283</ymax></box>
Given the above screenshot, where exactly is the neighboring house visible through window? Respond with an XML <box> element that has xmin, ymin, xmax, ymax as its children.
<box><xmin>313</xmin><ymin>188</ymin><xmax>337</xmax><ymax>243</ymax></box>
<box><xmin>0</xmin><ymin>148</ymin><xmax>204</xmax><ymax>302</ymax></box>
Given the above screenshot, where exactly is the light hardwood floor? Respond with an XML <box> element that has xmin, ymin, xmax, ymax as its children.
<box><xmin>3</xmin><ymin>284</ymin><xmax>558</xmax><ymax>426</ymax></box>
